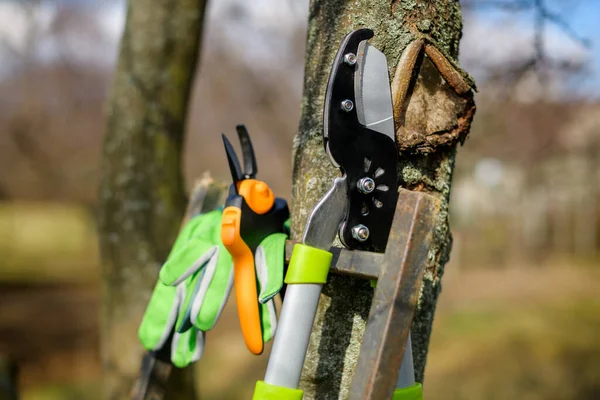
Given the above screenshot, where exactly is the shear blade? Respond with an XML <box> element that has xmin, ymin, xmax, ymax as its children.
<box><xmin>354</xmin><ymin>41</ymin><xmax>395</xmax><ymax>140</ymax></box>
<box><xmin>235</xmin><ymin>125</ymin><xmax>257</xmax><ymax>179</ymax></box>
<box><xmin>222</xmin><ymin>134</ymin><xmax>244</xmax><ymax>186</ymax></box>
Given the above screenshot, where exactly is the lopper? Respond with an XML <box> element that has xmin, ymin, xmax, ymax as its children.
<box><xmin>252</xmin><ymin>29</ymin><xmax>423</xmax><ymax>400</ymax></box>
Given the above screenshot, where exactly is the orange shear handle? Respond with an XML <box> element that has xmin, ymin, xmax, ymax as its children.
<box><xmin>221</xmin><ymin>206</ymin><xmax>264</xmax><ymax>355</ymax></box>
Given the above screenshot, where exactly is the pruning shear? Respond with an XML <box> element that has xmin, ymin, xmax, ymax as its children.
<box><xmin>220</xmin><ymin>125</ymin><xmax>289</xmax><ymax>355</ymax></box>
<box><xmin>252</xmin><ymin>29</ymin><xmax>419</xmax><ymax>399</ymax></box>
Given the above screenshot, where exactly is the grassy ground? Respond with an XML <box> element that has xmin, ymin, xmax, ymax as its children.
<box><xmin>1</xmin><ymin>203</ymin><xmax>599</xmax><ymax>399</ymax></box>
<box><xmin>0</xmin><ymin>203</ymin><xmax>98</xmax><ymax>283</ymax></box>
<box><xmin>425</xmin><ymin>265</ymin><xmax>600</xmax><ymax>400</ymax></box>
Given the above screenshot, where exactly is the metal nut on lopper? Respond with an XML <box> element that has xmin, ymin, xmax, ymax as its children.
<box><xmin>357</xmin><ymin>177</ymin><xmax>376</xmax><ymax>194</ymax></box>
<box><xmin>351</xmin><ymin>224</ymin><xmax>370</xmax><ymax>242</ymax></box>
<box><xmin>340</xmin><ymin>99</ymin><xmax>354</xmax><ymax>112</ymax></box>
<box><xmin>344</xmin><ymin>53</ymin><xmax>357</xmax><ymax>66</ymax></box>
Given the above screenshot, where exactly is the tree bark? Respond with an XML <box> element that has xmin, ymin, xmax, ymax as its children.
<box><xmin>292</xmin><ymin>1</ymin><xmax>475</xmax><ymax>398</ymax></box>
<box><xmin>98</xmin><ymin>0</ymin><xmax>208</xmax><ymax>398</ymax></box>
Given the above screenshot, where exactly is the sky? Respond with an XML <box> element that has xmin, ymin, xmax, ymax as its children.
<box><xmin>0</xmin><ymin>0</ymin><xmax>598</xmax><ymax>97</ymax></box>
<box><xmin>463</xmin><ymin>0</ymin><xmax>600</xmax><ymax>97</ymax></box>
<box><xmin>548</xmin><ymin>1</ymin><xmax>600</xmax><ymax>93</ymax></box>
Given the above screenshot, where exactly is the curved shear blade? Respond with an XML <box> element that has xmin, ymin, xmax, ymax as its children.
<box><xmin>222</xmin><ymin>125</ymin><xmax>259</xmax><ymax>187</ymax></box>
<box><xmin>354</xmin><ymin>41</ymin><xmax>395</xmax><ymax>140</ymax></box>
<box><xmin>236</xmin><ymin>124</ymin><xmax>257</xmax><ymax>179</ymax></box>
<box><xmin>222</xmin><ymin>134</ymin><xmax>244</xmax><ymax>186</ymax></box>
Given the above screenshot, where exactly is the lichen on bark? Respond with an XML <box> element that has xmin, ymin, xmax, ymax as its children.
<box><xmin>98</xmin><ymin>0</ymin><xmax>207</xmax><ymax>398</ymax></box>
<box><xmin>292</xmin><ymin>1</ymin><xmax>475</xmax><ymax>398</ymax></box>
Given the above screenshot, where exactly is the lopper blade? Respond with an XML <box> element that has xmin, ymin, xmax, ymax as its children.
<box><xmin>354</xmin><ymin>41</ymin><xmax>395</xmax><ymax>140</ymax></box>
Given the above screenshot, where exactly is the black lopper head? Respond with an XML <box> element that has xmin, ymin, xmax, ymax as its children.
<box><xmin>322</xmin><ymin>28</ymin><xmax>398</xmax><ymax>253</ymax></box>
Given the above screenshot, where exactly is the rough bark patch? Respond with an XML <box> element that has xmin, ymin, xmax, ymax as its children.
<box><xmin>396</xmin><ymin>57</ymin><xmax>475</xmax><ymax>155</ymax></box>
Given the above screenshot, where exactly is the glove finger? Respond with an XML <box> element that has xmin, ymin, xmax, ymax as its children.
<box><xmin>167</xmin><ymin>214</ymin><xmax>205</xmax><ymax>257</ymax></box>
<box><xmin>259</xmin><ymin>299</ymin><xmax>278</xmax><ymax>343</ymax></box>
<box><xmin>175</xmin><ymin>266</ymin><xmax>206</xmax><ymax>333</ymax></box>
<box><xmin>165</xmin><ymin>211</ymin><xmax>219</xmax><ymax>263</ymax></box>
<box><xmin>160</xmin><ymin>209</ymin><xmax>224</xmax><ymax>285</ymax></box>
<box><xmin>170</xmin><ymin>329</ymin><xmax>205</xmax><ymax>368</ymax></box>
<box><xmin>190</xmin><ymin>246</ymin><xmax>234</xmax><ymax>331</ymax></box>
<box><xmin>187</xmin><ymin>209</ymin><xmax>223</xmax><ymax>238</ymax></box>
<box><xmin>138</xmin><ymin>280</ymin><xmax>179</xmax><ymax>352</ymax></box>
<box><xmin>179</xmin><ymin>209</ymin><xmax>224</xmax><ymax>243</ymax></box>
<box><xmin>255</xmin><ymin>233</ymin><xmax>287</xmax><ymax>304</ymax></box>
<box><xmin>160</xmin><ymin>240</ymin><xmax>218</xmax><ymax>286</ymax></box>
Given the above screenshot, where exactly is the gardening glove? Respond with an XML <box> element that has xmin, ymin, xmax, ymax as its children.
<box><xmin>160</xmin><ymin>213</ymin><xmax>288</xmax><ymax>346</ymax></box>
<box><xmin>249</xmin><ymin>229</ymin><xmax>288</xmax><ymax>342</ymax></box>
<box><xmin>139</xmin><ymin>209</ymin><xmax>288</xmax><ymax>367</ymax></box>
<box><xmin>138</xmin><ymin>209</ymin><xmax>232</xmax><ymax>367</ymax></box>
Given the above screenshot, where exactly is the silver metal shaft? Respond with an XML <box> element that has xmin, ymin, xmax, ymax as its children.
<box><xmin>264</xmin><ymin>283</ymin><xmax>322</xmax><ymax>387</ymax></box>
<box><xmin>396</xmin><ymin>333</ymin><xmax>415</xmax><ymax>388</ymax></box>
<box><xmin>263</xmin><ymin>177</ymin><xmax>348</xmax><ymax>389</ymax></box>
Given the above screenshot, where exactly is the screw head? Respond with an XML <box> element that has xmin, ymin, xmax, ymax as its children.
<box><xmin>351</xmin><ymin>224</ymin><xmax>370</xmax><ymax>242</ymax></box>
<box><xmin>340</xmin><ymin>99</ymin><xmax>354</xmax><ymax>112</ymax></box>
<box><xmin>357</xmin><ymin>177</ymin><xmax>376</xmax><ymax>194</ymax></box>
<box><xmin>343</xmin><ymin>53</ymin><xmax>357</xmax><ymax>66</ymax></box>
<box><xmin>361</xmin><ymin>204</ymin><xmax>369</xmax><ymax>216</ymax></box>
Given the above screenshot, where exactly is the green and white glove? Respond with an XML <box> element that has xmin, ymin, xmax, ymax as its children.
<box><xmin>138</xmin><ymin>209</ymin><xmax>287</xmax><ymax>367</ymax></box>
<box><xmin>247</xmin><ymin>231</ymin><xmax>287</xmax><ymax>342</ymax></box>
<box><xmin>138</xmin><ymin>210</ymin><xmax>228</xmax><ymax>367</ymax></box>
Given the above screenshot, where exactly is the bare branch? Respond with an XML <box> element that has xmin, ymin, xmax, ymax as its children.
<box><xmin>464</xmin><ymin>0</ymin><xmax>591</xmax><ymax>94</ymax></box>
<box><xmin>540</xmin><ymin>6</ymin><xmax>591</xmax><ymax>49</ymax></box>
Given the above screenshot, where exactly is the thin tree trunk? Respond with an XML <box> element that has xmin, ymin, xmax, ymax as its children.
<box><xmin>98</xmin><ymin>0</ymin><xmax>208</xmax><ymax>398</ymax></box>
<box><xmin>0</xmin><ymin>356</ymin><xmax>17</xmax><ymax>400</ymax></box>
<box><xmin>291</xmin><ymin>1</ymin><xmax>475</xmax><ymax>398</ymax></box>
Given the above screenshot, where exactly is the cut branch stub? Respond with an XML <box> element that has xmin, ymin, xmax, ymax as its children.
<box><xmin>391</xmin><ymin>40</ymin><xmax>476</xmax><ymax>155</ymax></box>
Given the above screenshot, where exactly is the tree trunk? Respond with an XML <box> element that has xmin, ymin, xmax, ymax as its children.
<box><xmin>98</xmin><ymin>0</ymin><xmax>208</xmax><ymax>398</ymax></box>
<box><xmin>0</xmin><ymin>356</ymin><xmax>17</xmax><ymax>400</ymax></box>
<box><xmin>291</xmin><ymin>1</ymin><xmax>475</xmax><ymax>398</ymax></box>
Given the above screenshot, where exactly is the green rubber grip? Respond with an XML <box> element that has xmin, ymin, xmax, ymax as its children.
<box><xmin>392</xmin><ymin>383</ymin><xmax>423</xmax><ymax>400</ymax></box>
<box><xmin>253</xmin><ymin>380</ymin><xmax>303</xmax><ymax>400</ymax></box>
<box><xmin>284</xmin><ymin>243</ymin><xmax>332</xmax><ymax>284</ymax></box>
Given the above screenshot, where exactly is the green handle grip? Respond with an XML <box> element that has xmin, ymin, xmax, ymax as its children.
<box><xmin>253</xmin><ymin>380</ymin><xmax>303</xmax><ymax>400</ymax></box>
<box><xmin>253</xmin><ymin>381</ymin><xmax>422</xmax><ymax>400</ymax></box>
<box><xmin>284</xmin><ymin>243</ymin><xmax>332</xmax><ymax>284</ymax></box>
<box><xmin>392</xmin><ymin>383</ymin><xmax>423</xmax><ymax>400</ymax></box>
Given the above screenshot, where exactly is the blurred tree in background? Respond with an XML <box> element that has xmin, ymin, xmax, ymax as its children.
<box><xmin>98</xmin><ymin>0</ymin><xmax>207</xmax><ymax>398</ymax></box>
